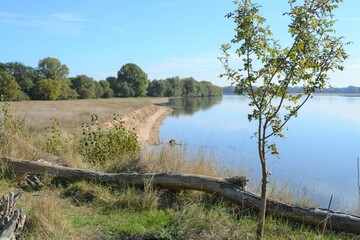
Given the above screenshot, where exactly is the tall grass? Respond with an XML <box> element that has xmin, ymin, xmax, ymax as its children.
<box><xmin>5</xmin><ymin>98</ymin><xmax>160</xmax><ymax>133</ymax></box>
<box><xmin>140</xmin><ymin>145</ymin><xmax>245</xmax><ymax>178</ymax></box>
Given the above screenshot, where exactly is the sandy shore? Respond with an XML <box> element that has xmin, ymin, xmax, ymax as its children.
<box><xmin>121</xmin><ymin>103</ymin><xmax>173</xmax><ymax>146</ymax></box>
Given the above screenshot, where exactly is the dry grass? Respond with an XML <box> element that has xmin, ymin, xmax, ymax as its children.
<box><xmin>140</xmin><ymin>144</ymin><xmax>316</xmax><ymax>209</ymax></box>
<box><xmin>6</xmin><ymin>98</ymin><xmax>166</xmax><ymax>133</ymax></box>
<box><xmin>268</xmin><ymin>181</ymin><xmax>314</xmax><ymax>207</ymax></box>
<box><xmin>0</xmin><ymin>98</ymin><xmax>165</xmax><ymax>168</ymax></box>
<box><xmin>140</xmin><ymin>145</ymin><xmax>245</xmax><ymax>178</ymax></box>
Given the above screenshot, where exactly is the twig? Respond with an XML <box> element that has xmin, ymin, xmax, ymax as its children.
<box><xmin>357</xmin><ymin>157</ymin><xmax>360</xmax><ymax>192</ymax></box>
<box><xmin>322</xmin><ymin>194</ymin><xmax>333</xmax><ymax>235</ymax></box>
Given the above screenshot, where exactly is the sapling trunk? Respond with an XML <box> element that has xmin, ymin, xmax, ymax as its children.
<box><xmin>256</xmin><ymin>160</ymin><xmax>268</xmax><ymax>239</ymax></box>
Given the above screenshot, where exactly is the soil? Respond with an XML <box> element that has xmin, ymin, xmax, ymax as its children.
<box><xmin>121</xmin><ymin>104</ymin><xmax>173</xmax><ymax>145</ymax></box>
<box><xmin>99</xmin><ymin>99</ymin><xmax>173</xmax><ymax>146</ymax></box>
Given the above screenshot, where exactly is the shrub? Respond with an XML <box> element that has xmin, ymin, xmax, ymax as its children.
<box><xmin>0</xmin><ymin>101</ymin><xmax>28</xmax><ymax>157</ymax></box>
<box><xmin>0</xmin><ymin>102</ymin><xmax>26</xmax><ymax>135</ymax></box>
<box><xmin>77</xmin><ymin>114</ymin><xmax>140</xmax><ymax>170</ymax></box>
<box><xmin>43</xmin><ymin>118</ymin><xmax>72</xmax><ymax>157</ymax></box>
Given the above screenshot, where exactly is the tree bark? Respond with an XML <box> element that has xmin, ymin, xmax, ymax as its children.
<box><xmin>2</xmin><ymin>157</ymin><xmax>360</xmax><ymax>234</ymax></box>
<box><xmin>0</xmin><ymin>192</ymin><xmax>26</xmax><ymax>240</ymax></box>
<box><xmin>256</xmin><ymin>162</ymin><xmax>268</xmax><ymax>239</ymax></box>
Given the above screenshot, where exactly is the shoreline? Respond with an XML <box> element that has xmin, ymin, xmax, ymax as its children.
<box><xmin>121</xmin><ymin>102</ymin><xmax>173</xmax><ymax>146</ymax></box>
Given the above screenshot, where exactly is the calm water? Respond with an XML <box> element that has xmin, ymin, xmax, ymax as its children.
<box><xmin>159</xmin><ymin>95</ymin><xmax>360</xmax><ymax>213</ymax></box>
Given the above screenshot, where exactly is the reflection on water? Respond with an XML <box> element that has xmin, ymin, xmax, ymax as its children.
<box><xmin>160</xmin><ymin>95</ymin><xmax>360</xmax><ymax>213</ymax></box>
<box><xmin>165</xmin><ymin>96</ymin><xmax>223</xmax><ymax>117</ymax></box>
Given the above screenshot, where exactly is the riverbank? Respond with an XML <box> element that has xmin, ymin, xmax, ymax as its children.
<box><xmin>121</xmin><ymin>103</ymin><xmax>173</xmax><ymax>145</ymax></box>
<box><xmin>1</xmin><ymin>98</ymin><xmax>357</xmax><ymax>239</ymax></box>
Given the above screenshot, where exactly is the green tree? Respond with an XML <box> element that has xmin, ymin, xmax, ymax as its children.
<box><xmin>94</xmin><ymin>81</ymin><xmax>104</xmax><ymax>98</ymax></box>
<box><xmin>165</xmin><ymin>77</ymin><xmax>183</xmax><ymax>97</ymax></box>
<box><xmin>59</xmin><ymin>78</ymin><xmax>78</xmax><ymax>100</ymax></box>
<box><xmin>3</xmin><ymin>62</ymin><xmax>37</xmax><ymax>96</ymax></box>
<box><xmin>35</xmin><ymin>57</ymin><xmax>74</xmax><ymax>100</ymax></box>
<box><xmin>37</xmin><ymin>57</ymin><xmax>69</xmax><ymax>80</ymax></box>
<box><xmin>105</xmin><ymin>76</ymin><xmax>117</xmax><ymax>93</ymax></box>
<box><xmin>102</xmin><ymin>88</ymin><xmax>114</xmax><ymax>98</ymax></box>
<box><xmin>118</xmin><ymin>81</ymin><xmax>134</xmax><ymax>97</ymax></box>
<box><xmin>71</xmin><ymin>75</ymin><xmax>97</xmax><ymax>99</ymax></box>
<box><xmin>0</xmin><ymin>63</ymin><xmax>5</xmax><ymax>72</ymax></box>
<box><xmin>220</xmin><ymin>0</ymin><xmax>348</xmax><ymax>238</ymax></box>
<box><xmin>147</xmin><ymin>80</ymin><xmax>168</xmax><ymax>97</ymax></box>
<box><xmin>0</xmin><ymin>71</ymin><xmax>24</xmax><ymax>101</ymax></box>
<box><xmin>35</xmin><ymin>79</ymin><xmax>62</xmax><ymax>100</ymax></box>
<box><xmin>117</xmin><ymin>63</ymin><xmax>149</xmax><ymax>97</ymax></box>
<box><xmin>223</xmin><ymin>86</ymin><xmax>236</xmax><ymax>95</ymax></box>
<box><xmin>182</xmin><ymin>77</ymin><xmax>198</xmax><ymax>97</ymax></box>
<box><xmin>201</xmin><ymin>81</ymin><xmax>223</xmax><ymax>96</ymax></box>
<box><xmin>99</xmin><ymin>80</ymin><xmax>110</xmax><ymax>92</ymax></box>
<box><xmin>100</xmin><ymin>80</ymin><xmax>114</xmax><ymax>98</ymax></box>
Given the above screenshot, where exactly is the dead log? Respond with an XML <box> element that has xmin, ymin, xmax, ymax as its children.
<box><xmin>2</xmin><ymin>157</ymin><xmax>360</xmax><ymax>234</ymax></box>
<box><xmin>0</xmin><ymin>192</ymin><xmax>26</xmax><ymax>240</ymax></box>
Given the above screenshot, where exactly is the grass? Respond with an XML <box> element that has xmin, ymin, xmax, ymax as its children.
<box><xmin>0</xmin><ymin>98</ymin><xmax>359</xmax><ymax>239</ymax></box>
<box><xmin>5</xmin><ymin>98</ymin><xmax>163</xmax><ymax>133</ymax></box>
<box><xmin>1</xmin><ymin>173</ymin><xmax>358</xmax><ymax>239</ymax></box>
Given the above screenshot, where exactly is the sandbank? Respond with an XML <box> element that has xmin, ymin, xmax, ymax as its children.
<box><xmin>120</xmin><ymin>102</ymin><xmax>173</xmax><ymax>146</ymax></box>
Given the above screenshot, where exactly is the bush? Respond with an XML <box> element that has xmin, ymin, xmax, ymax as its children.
<box><xmin>43</xmin><ymin>118</ymin><xmax>72</xmax><ymax>157</ymax></box>
<box><xmin>0</xmin><ymin>102</ymin><xmax>26</xmax><ymax>135</ymax></box>
<box><xmin>77</xmin><ymin>114</ymin><xmax>140</xmax><ymax>171</ymax></box>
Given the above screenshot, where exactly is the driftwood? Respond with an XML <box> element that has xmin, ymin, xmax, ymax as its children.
<box><xmin>2</xmin><ymin>157</ymin><xmax>360</xmax><ymax>235</ymax></box>
<box><xmin>0</xmin><ymin>192</ymin><xmax>26</xmax><ymax>240</ymax></box>
<box><xmin>17</xmin><ymin>174</ymin><xmax>44</xmax><ymax>190</ymax></box>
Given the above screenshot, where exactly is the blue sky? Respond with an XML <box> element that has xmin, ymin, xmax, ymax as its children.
<box><xmin>0</xmin><ymin>0</ymin><xmax>359</xmax><ymax>87</ymax></box>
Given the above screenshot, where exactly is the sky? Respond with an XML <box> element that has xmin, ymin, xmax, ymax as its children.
<box><xmin>0</xmin><ymin>0</ymin><xmax>359</xmax><ymax>87</ymax></box>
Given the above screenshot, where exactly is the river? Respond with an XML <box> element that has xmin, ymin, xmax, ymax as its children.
<box><xmin>159</xmin><ymin>95</ymin><xmax>360</xmax><ymax>213</ymax></box>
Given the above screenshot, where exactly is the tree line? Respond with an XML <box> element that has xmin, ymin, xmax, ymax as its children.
<box><xmin>223</xmin><ymin>86</ymin><xmax>360</xmax><ymax>95</ymax></box>
<box><xmin>147</xmin><ymin>77</ymin><xmax>223</xmax><ymax>98</ymax></box>
<box><xmin>0</xmin><ymin>58</ymin><xmax>222</xmax><ymax>101</ymax></box>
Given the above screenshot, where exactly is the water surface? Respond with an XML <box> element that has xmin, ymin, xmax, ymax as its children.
<box><xmin>160</xmin><ymin>95</ymin><xmax>360</xmax><ymax>212</ymax></box>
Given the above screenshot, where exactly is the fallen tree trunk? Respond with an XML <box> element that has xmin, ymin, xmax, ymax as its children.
<box><xmin>2</xmin><ymin>157</ymin><xmax>360</xmax><ymax>234</ymax></box>
<box><xmin>0</xmin><ymin>192</ymin><xmax>26</xmax><ymax>240</ymax></box>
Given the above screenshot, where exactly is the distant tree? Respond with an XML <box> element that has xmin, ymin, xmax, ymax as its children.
<box><xmin>220</xmin><ymin>0</ymin><xmax>348</xmax><ymax>238</ymax></box>
<box><xmin>94</xmin><ymin>81</ymin><xmax>104</xmax><ymax>98</ymax></box>
<box><xmin>200</xmin><ymin>81</ymin><xmax>213</xmax><ymax>96</ymax></box>
<box><xmin>0</xmin><ymin>62</ymin><xmax>5</xmax><ymax>72</ymax></box>
<box><xmin>37</xmin><ymin>57</ymin><xmax>69</xmax><ymax>80</ymax></box>
<box><xmin>182</xmin><ymin>78</ymin><xmax>198</xmax><ymax>97</ymax></box>
<box><xmin>118</xmin><ymin>81</ymin><xmax>134</xmax><ymax>97</ymax></box>
<box><xmin>99</xmin><ymin>80</ymin><xmax>113</xmax><ymax>98</ymax></box>
<box><xmin>99</xmin><ymin>80</ymin><xmax>110</xmax><ymax>93</ymax></box>
<box><xmin>71</xmin><ymin>75</ymin><xmax>97</xmax><ymax>99</ymax></box>
<box><xmin>222</xmin><ymin>86</ymin><xmax>235</xmax><ymax>95</ymax></box>
<box><xmin>196</xmin><ymin>82</ymin><xmax>208</xmax><ymax>97</ymax></box>
<box><xmin>165</xmin><ymin>77</ymin><xmax>183</xmax><ymax>97</ymax></box>
<box><xmin>35</xmin><ymin>79</ymin><xmax>62</xmax><ymax>100</ymax></box>
<box><xmin>147</xmin><ymin>77</ymin><xmax>222</xmax><ymax>97</ymax></box>
<box><xmin>147</xmin><ymin>80</ymin><xmax>168</xmax><ymax>97</ymax></box>
<box><xmin>117</xmin><ymin>63</ymin><xmax>149</xmax><ymax>97</ymax></box>
<box><xmin>105</xmin><ymin>76</ymin><xmax>118</xmax><ymax>95</ymax></box>
<box><xmin>0</xmin><ymin>71</ymin><xmax>24</xmax><ymax>101</ymax></box>
<box><xmin>3</xmin><ymin>62</ymin><xmax>37</xmax><ymax>96</ymax></box>
<box><xmin>35</xmin><ymin>57</ymin><xmax>73</xmax><ymax>100</ymax></box>
<box><xmin>102</xmin><ymin>88</ymin><xmax>114</xmax><ymax>98</ymax></box>
<box><xmin>58</xmin><ymin>78</ymin><xmax>78</xmax><ymax>100</ymax></box>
